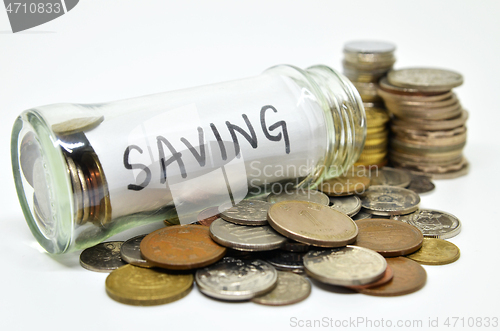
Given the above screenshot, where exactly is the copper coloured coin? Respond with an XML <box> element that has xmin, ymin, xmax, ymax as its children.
<box><xmin>197</xmin><ymin>206</ymin><xmax>220</xmax><ymax>227</ymax></box>
<box><xmin>354</xmin><ymin>219</ymin><xmax>423</xmax><ymax>257</ymax></box>
<box><xmin>358</xmin><ymin>257</ymin><xmax>426</xmax><ymax>296</ymax></box>
<box><xmin>346</xmin><ymin>265</ymin><xmax>393</xmax><ymax>290</ymax></box>
<box><xmin>140</xmin><ymin>225</ymin><xmax>226</xmax><ymax>270</ymax></box>
<box><xmin>267</xmin><ymin>201</ymin><xmax>358</xmax><ymax>247</ymax></box>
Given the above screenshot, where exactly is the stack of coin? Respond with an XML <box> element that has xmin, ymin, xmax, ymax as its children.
<box><xmin>379</xmin><ymin>68</ymin><xmax>469</xmax><ymax>179</ymax></box>
<box><xmin>342</xmin><ymin>40</ymin><xmax>396</xmax><ymax>167</ymax></box>
<box><xmin>356</xmin><ymin>104</ymin><xmax>391</xmax><ymax>167</ymax></box>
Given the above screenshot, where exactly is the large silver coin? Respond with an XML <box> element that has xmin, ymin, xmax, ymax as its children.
<box><xmin>252</xmin><ymin>271</ymin><xmax>311</xmax><ymax>306</ymax></box>
<box><xmin>267</xmin><ymin>189</ymin><xmax>329</xmax><ymax>206</ymax></box>
<box><xmin>303</xmin><ymin>246</ymin><xmax>387</xmax><ymax>286</ymax></box>
<box><xmin>209</xmin><ymin>218</ymin><xmax>286</xmax><ymax>251</ymax></box>
<box><xmin>120</xmin><ymin>234</ymin><xmax>153</xmax><ymax>268</ymax></box>
<box><xmin>196</xmin><ymin>257</ymin><xmax>277</xmax><ymax>301</ymax></box>
<box><xmin>220</xmin><ymin>200</ymin><xmax>271</xmax><ymax>226</ymax></box>
<box><xmin>329</xmin><ymin>195</ymin><xmax>362</xmax><ymax>216</ymax></box>
<box><xmin>392</xmin><ymin>209</ymin><xmax>461</xmax><ymax>239</ymax></box>
<box><xmin>80</xmin><ymin>241</ymin><xmax>127</xmax><ymax>272</ymax></box>
<box><xmin>360</xmin><ymin>186</ymin><xmax>420</xmax><ymax>216</ymax></box>
<box><xmin>370</xmin><ymin>167</ymin><xmax>411</xmax><ymax>188</ymax></box>
<box><xmin>387</xmin><ymin>68</ymin><xmax>463</xmax><ymax>92</ymax></box>
<box><xmin>264</xmin><ymin>251</ymin><xmax>305</xmax><ymax>274</ymax></box>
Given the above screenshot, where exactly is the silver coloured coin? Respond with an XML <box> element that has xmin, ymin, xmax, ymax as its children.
<box><xmin>392</xmin><ymin>209</ymin><xmax>461</xmax><ymax>239</ymax></box>
<box><xmin>264</xmin><ymin>251</ymin><xmax>305</xmax><ymax>274</ymax></box>
<box><xmin>352</xmin><ymin>210</ymin><xmax>373</xmax><ymax>221</ymax></box>
<box><xmin>407</xmin><ymin>175</ymin><xmax>435</xmax><ymax>194</ymax></box>
<box><xmin>195</xmin><ymin>257</ymin><xmax>278</xmax><ymax>301</ymax></box>
<box><xmin>267</xmin><ymin>189</ymin><xmax>329</xmax><ymax>206</ymax></box>
<box><xmin>303</xmin><ymin>246</ymin><xmax>387</xmax><ymax>286</ymax></box>
<box><xmin>209</xmin><ymin>218</ymin><xmax>286</xmax><ymax>251</ymax></box>
<box><xmin>252</xmin><ymin>271</ymin><xmax>311</xmax><ymax>306</ymax></box>
<box><xmin>329</xmin><ymin>195</ymin><xmax>362</xmax><ymax>216</ymax></box>
<box><xmin>344</xmin><ymin>40</ymin><xmax>396</xmax><ymax>54</ymax></box>
<box><xmin>360</xmin><ymin>186</ymin><xmax>420</xmax><ymax>216</ymax></box>
<box><xmin>370</xmin><ymin>167</ymin><xmax>411</xmax><ymax>188</ymax></box>
<box><xmin>80</xmin><ymin>241</ymin><xmax>127</xmax><ymax>272</ymax></box>
<box><xmin>387</xmin><ymin>68</ymin><xmax>463</xmax><ymax>92</ymax></box>
<box><xmin>120</xmin><ymin>234</ymin><xmax>153</xmax><ymax>268</ymax></box>
<box><xmin>220</xmin><ymin>200</ymin><xmax>271</xmax><ymax>226</ymax></box>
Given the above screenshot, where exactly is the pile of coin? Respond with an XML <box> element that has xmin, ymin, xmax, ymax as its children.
<box><xmin>78</xmin><ymin>166</ymin><xmax>462</xmax><ymax>305</ymax></box>
<box><xmin>342</xmin><ymin>40</ymin><xmax>396</xmax><ymax>167</ymax></box>
<box><xmin>379</xmin><ymin>68</ymin><xmax>469</xmax><ymax>179</ymax></box>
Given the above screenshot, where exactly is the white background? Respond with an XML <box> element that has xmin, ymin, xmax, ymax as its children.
<box><xmin>1</xmin><ymin>1</ymin><xmax>500</xmax><ymax>330</ymax></box>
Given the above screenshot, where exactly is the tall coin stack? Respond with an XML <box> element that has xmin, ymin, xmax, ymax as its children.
<box><xmin>378</xmin><ymin>68</ymin><xmax>469</xmax><ymax>179</ymax></box>
<box><xmin>342</xmin><ymin>41</ymin><xmax>396</xmax><ymax>167</ymax></box>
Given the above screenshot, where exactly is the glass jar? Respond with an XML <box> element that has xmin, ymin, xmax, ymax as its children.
<box><xmin>11</xmin><ymin>64</ymin><xmax>366</xmax><ymax>254</ymax></box>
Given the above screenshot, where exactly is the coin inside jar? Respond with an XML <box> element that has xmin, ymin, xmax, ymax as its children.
<box><xmin>140</xmin><ymin>225</ymin><xmax>226</xmax><ymax>270</ymax></box>
<box><xmin>354</xmin><ymin>219</ymin><xmax>423</xmax><ymax>257</ymax></box>
<box><xmin>267</xmin><ymin>201</ymin><xmax>358</xmax><ymax>247</ymax></box>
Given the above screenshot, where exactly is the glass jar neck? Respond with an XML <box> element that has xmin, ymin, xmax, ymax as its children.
<box><xmin>265</xmin><ymin>64</ymin><xmax>366</xmax><ymax>186</ymax></box>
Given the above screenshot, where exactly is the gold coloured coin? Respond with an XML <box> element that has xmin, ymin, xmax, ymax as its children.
<box><xmin>406</xmin><ymin>238</ymin><xmax>460</xmax><ymax>265</ymax></box>
<box><xmin>366</xmin><ymin>108</ymin><xmax>390</xmax><ymax>127</ymax></box>
<box><xmin>105</xmin><ymin>264</ymin><xmax>193</xmax><ymax>306</ymax></box>
<box><xmin>267</xmin><ymin>201</ymin><xmax>358</xmax><ymax>247</ymax></box>
<box><xmin>52</xmin><ymin>116</ymin><xmax>104</xmax><ymax>135</ymax></box>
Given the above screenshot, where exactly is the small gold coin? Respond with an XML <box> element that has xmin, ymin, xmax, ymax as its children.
<box><xmin>105</xmin><ymin>264</ymin><xmax>193</xmax><ymax>306</ymax></box>
<box><xmin>267</xmin><ymin>201</ymin><xmax>358</xmax><ymax>247</ymax></box>
<box><xmin>406</xmin><ymin>238</ymin><xmax>460</xmax><ymax>265</ymax></box>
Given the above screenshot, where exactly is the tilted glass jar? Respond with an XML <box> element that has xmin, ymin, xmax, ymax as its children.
<box><xmin>11</xmin><ymin>64</ymin><xmax>366</xmax><ymax>254</ymax></box>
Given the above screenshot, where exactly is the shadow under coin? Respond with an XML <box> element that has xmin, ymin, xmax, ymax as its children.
<box><xmin>309</xmin><ymin>278</ymin><xmax>358</xmax><ymax>295</ymax></box>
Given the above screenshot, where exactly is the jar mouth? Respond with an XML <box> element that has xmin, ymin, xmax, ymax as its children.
<box><xmin>263</xmin><ymin>64</ymin><xmax>366</xmax><ymax>187</ymax></box>
<box><xmin>11</xmin><ymin>111</ymin><xmax>74</xmax><ymax>254</ymax></box>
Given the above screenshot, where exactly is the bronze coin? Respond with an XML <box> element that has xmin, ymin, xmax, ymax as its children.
<box><xmin>267</xmin><ymin>201</ymin><xmax>358</xmax><ymax>247</ymax></box>
<box><xmin>140</xmin><ymin>225</ymin><xmax>226</xmax><ymax>270</ymax></box>
<box><xmin>347</xmin><ymin>264</ymin><xmax>394</xmax><ymax>290</ymax></box>
<box><xmin>319</xmin><ymin>174</ymin><xmax>371</xmax><ymax>196</ymax></box>
<box><xmin>354</xmin><ymin>219</ymin><xmax>423</xmax><ymax>257</ymax></box>
<box><xmin>197</xmin><ymin>206</ymin><xmax>220</xmax><ymax>227</ymax></box>
<box><xmin>358</xmin><ymin>257</ymin><xmax>426</xmax><ymax>296</ymax></box>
